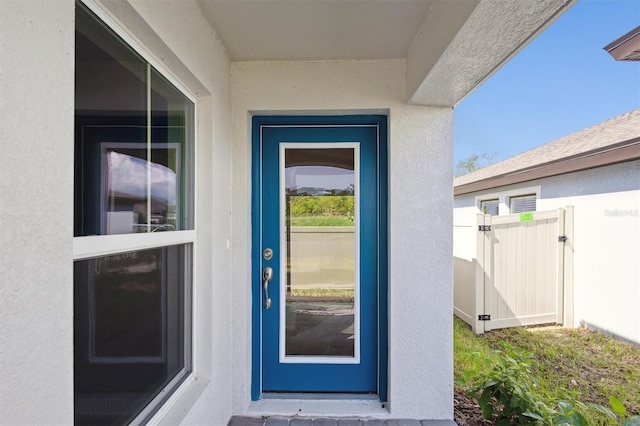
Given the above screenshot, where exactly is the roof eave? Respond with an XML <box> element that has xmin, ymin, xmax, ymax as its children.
<box><xmin>604</xmin><ymin>25</ymin><xmax>640</xmax><ymax>61</ymax></box>
<box><xmin>454</xmin><ymin>138</ymin><xmax>640</xmax><ymax>196</ymax></box>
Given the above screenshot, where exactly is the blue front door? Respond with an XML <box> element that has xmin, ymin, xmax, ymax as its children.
<box><xmin>251</xmin><ymin>116</ymin><xmax>387</xmax><ymax>399</ymax></box>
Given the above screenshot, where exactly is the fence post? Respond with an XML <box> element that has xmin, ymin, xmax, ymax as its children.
<box><xmin>474</xmin><ymin>213</ymin><xmax>486</xmax><ymax>334</ymax></box>
<box><xmin>483</xmin><ymin>214</ymin><xmax>493</xmax><ymax>333</ymax></box>
<box><xmin>563</xmin><ymin>206</ymin><xmax>575</xmax><ymax>327</ymax></box>
<box><xmin>556</xmin><ymin>208</ymin><xmax>566</xmax><ymax>325</ymax></box>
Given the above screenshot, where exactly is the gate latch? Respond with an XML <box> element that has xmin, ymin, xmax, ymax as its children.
<box><xmin>558</xmin><ymin>235</ymin><xmax>568</xmax><ymax>242</ymax></box>
<box><xmin>478</xmin><ymin>225</ymin><xmax>491</xmax><ymax>232</ymax></box>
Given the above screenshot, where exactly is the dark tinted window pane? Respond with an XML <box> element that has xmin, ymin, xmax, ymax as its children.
<box><xmin>75</xmin><ymin>3</ymin><xmax>146</xmax><ymax>236</ymax></box>
<box><xmin>74</xmin><ymin>245</ymin><xmax>190</xmax><ymax>425</ymax></box>
<box><xmin>74</xmin><ymin>4</ymin><xmax>193</xmax><ymax>236</ymax></box>
<box><xmin>150</xmin><ymin>69</ymin><xmax>194</xmax><ymax>232</ymax></box>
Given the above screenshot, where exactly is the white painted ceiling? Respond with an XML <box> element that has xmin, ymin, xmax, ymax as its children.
<box><xmin>196</xmin><ymin>0</ymin><xmax>436</xmax><ymax>61</ymax></box>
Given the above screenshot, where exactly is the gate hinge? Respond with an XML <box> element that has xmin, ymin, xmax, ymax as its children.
<box><xmin>558</xmin><ymin>235</ymin><xmax>568</xmax><ymax>242</ymax></box>
<box><xmin>478</xmin><ymin>314</ymin><xmax>491</xmax><ymax>321</ymax></box>
<box><xmin>478</xmin><ymin>225</ymin><xmax>491</xmax><ymax>232</ymax></box>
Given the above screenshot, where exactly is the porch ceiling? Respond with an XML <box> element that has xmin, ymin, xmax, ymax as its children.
<box><xmin>195</xmin><ymin>0</ymin><xmax>575</xmax><ymax>106</ymax></box>
<box><xmin>197</xmin><ymin>0</ymin><xmax>436</xmax><ymax>62</ymax></box>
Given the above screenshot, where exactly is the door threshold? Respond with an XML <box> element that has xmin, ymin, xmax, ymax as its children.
<box><xmin>248</xmin><ymin>396</ymin><xmax>389</xmax><ymax>418</ymax></box>
<box><xmin>261</xmin><ymin>393</ymin><xmax>379</xmax><ymax>401</ymax></box>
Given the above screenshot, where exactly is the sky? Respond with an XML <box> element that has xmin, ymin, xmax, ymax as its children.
<box><xmin>454</xmin><ymin>0</ymin><xmax>640</xmax><ymax>167</ymax></box>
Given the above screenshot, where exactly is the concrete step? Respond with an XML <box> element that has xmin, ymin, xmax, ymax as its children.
<box><xmin>228</xmin><ymin>416</ymin><xmax>457</xmax><ymax>426</ymax></box>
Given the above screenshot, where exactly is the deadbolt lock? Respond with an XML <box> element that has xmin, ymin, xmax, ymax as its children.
<box><xmin>263</xmin><ymin>247</ymin><xmax>273</xmax><ymax>261</ymax></box>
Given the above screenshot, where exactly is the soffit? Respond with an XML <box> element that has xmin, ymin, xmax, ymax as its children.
<box><xmin>196</xmin><ymin>0</ymin><xmax>434</xmax><ymax>61</ymax></box>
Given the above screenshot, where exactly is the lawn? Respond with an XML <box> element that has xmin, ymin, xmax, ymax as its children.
<box><xmin>454</xmin><ymin>316</ymin><xmax>640</xmax><ymax>425</ymax></box>
<box><xmin>289</xmin><ymin>215</ymin><xmax>354</xmax><ymax>226</ymax></box>
<box><xmin>289</xmin><ymin>288</ymin><xmax>354</xmax><ymax>299</ymax></box>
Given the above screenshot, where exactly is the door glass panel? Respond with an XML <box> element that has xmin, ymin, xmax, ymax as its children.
<box><xmin>283</xmin><ymin>147</ymin><xmax>357</xmax><ymax>358</ymax></box>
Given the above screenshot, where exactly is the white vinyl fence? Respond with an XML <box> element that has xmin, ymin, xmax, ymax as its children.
<box><xmin>454</xmin><ymin>207</ymin><xmax>574</xmax><ymax>334</ymax></box>
<box><xmin>288</xmin><ymin>226</ymin><xmax>355</xmax><ymax>291</ymax></box>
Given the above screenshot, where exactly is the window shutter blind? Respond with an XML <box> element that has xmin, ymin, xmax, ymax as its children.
<box><xmin>510</xmin><ymin>194</ymin><xmax>536</xmax><ymax>213</ymax></box>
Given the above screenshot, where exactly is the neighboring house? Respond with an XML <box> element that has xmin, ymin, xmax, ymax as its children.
<box><xmin>0</xmin><ymin>1</ymin><xmax>576</xmax><ymax>424</ymax></box>
<box><xmin>454</xmin><ymin>109</ymin><xmax>640</xmax><ymax>345</ymax></box>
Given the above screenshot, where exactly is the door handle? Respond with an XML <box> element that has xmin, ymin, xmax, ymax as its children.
<box><xmin>262</xmin><ymin>266</ymin><xmax>273</xmax><ymax>309</ymax></box>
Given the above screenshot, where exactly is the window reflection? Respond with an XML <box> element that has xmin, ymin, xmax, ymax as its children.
<box><xmin>105</xmin><ymin>148</ymin><xmax>179</xmax><ymax>234</ymax></box>
<box><xmin>74</xmin><ymin>245</ymin><xmax>188</xmax><ymax>425</ymax></box>
<box><xmin>284</xmin><ymin>148</ymin><xmax>357</xmax><ymax>357</ymax></box>
<box><xmin>74</xmin><ymin>3</ymin><xmax>192</xmax><ymax>236</ymax></box>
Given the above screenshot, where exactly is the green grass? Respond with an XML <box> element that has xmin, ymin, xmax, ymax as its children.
<box><xmin>289</xmin><ymin>215</ymin><xmax>354</xmax><ymax>226</ymax></box>
<box><xmin>290</xmin><ymin>288</ymin><xmax>354</xmax><ymax>299</ymax></box>
<box><xmin>454</xmin><ymin>316</ymin><xmax>640</xmax><ymax>424</ymax></box>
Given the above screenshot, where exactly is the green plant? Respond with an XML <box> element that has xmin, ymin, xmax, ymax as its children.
<box><xmin>551</xmin><ymin>400</ymin><xmax>589</xmax><ymax>426</ymax></box>
<box><xmin>456</xmin><ymin>347</ymin><xmax>544</xmax><ymax>424</ymax></box>
<box><xmin>453</xmin><ymin>317</ymin><xmax>640</xmax><ymax>425</ymax></box>
<box><xmin>456</xmin><ymin>347</ymin><xmax>590</xmax><ymax>425</ymax></box>
<box><xmin>591</xmin><ymin>397</ymin><xmax>640</xmax><ymax>426</ymax></box>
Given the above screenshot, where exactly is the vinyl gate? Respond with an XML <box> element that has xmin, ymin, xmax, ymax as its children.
<box><xmin>454</xmin><ymin>207</ymin><xmax>573</xmax><ymax>334</ymax></box>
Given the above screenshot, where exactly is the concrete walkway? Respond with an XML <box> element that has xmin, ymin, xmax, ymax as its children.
<box><xmin>229</xmin><ymin>416</ymin><xmax>457</xmax><ymax>426</ymax></box>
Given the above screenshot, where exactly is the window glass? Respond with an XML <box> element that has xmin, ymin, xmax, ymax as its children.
<box><xmin>510</xmin><ymin>194</ymin><xmax>537</xmax><ymax>214</ymax></box>
<box><xmin>479</xmin><ymin>199</ymin><xmax>499</xmax><ymax>215</ymax></box>
<box><xmin>150</xmin><ymin>68</ymin><xmax>194</xmax><ymax>232</ymax></box>
<box><xmin>74</xmin><ymin>3</ymin><xmax>194</xmax><ymax>424</ymax></box>
<box><xmin>75</xmin><ymin>3</ymin><xmax>193</xmax><ymax>236</ymax></box>
<box><xmin>74</xmin><ymin>245</ymin><xmax>190</xmax><ymax>425</ymax></box>
<box><xmin>284</xmin><ymin>148</ymin><xmax>357</xmax><ymax>357</ymax></box>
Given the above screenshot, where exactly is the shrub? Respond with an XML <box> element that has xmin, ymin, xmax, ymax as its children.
<box><xmin>456</xmin><ymin>346</ymin><xmax>589</xmax><ymax>425</ymax></box>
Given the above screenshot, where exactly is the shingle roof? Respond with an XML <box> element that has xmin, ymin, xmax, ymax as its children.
<box><xmin>454</xmin><ymin>108</ymin><xmax>640</xmax><ymax>188</ymax></box>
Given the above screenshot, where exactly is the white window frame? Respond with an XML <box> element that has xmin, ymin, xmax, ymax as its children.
<box><xmin>74</xmin><ymin>1</ymin><xmax>198</xmax><ymax>423</ymax></box>
<box><xmin>475</xmin><ymin>185</ymin><xmax>540</xmax><ymax>216</ymax></box>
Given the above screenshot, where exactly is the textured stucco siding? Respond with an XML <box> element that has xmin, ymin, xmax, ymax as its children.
<box><xmin>537</xmin><ymin>161</ymin><xmax>640</xmax><ymax>345</ymax></box>
<box><xmin>0</xmin><ymin>1</ymin><xmax>75</xmax><ymax>423</ymax></box>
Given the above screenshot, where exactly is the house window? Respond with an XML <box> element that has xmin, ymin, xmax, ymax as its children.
<box><xmin>479</xmin><ymin>199</ymin><xmax>499</xmax><ymax>215</ymax></box>
<box><xmin>74</xmin><ymin>3</ymin><xmax>193</xmax><ymax>424</ymax></box>
<box><xmin>510</xmin><ymin>194</ymin><xmax>537</xmax><ymax>214</ymax></box>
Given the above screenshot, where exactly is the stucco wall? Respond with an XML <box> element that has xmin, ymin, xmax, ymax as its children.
<box><xmin>0</xmin><ymin>1</ymin><xmax>75</xmax><ymax>423</ymax></box>
<box><xmin>1</xmin><ymin>0</ymin><xmax>234</xmax><ymax>424</ymax></box>
<box><xmin>454</xmin><ymin>160</ymin><xmax>640</xmax><ymax>345</ymax></box>
<box><xmin>229</xmin><ymin>60</ymin><xmax>454</xmax><ymax>419</ymax></box>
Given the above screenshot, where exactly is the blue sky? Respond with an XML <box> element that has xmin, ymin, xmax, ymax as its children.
<box><xmin>454</xmin><ymin>0</ymin><xmax>640</xmax><ymax>167</ymax></box>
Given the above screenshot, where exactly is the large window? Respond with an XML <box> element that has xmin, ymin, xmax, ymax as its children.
<box><xmin>74</xmin><ymin>3</ymin><xmax>194</xmax><ymax>424</ymax></box>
